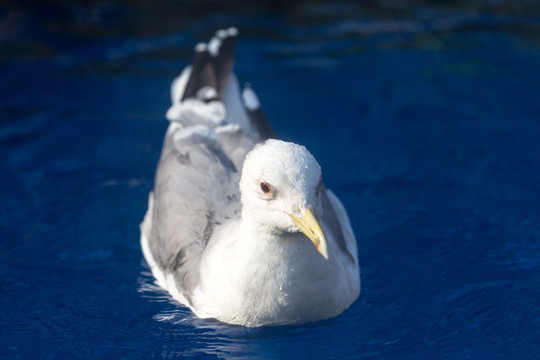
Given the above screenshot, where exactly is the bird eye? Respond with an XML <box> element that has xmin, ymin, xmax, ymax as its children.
<box><xmin>260</xmin><ymin>181</ymin><xmax>272</xmax><ymax>194</ymax></box>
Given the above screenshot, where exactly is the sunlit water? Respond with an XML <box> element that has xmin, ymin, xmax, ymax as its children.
<box><xmin>2</xmin><ymin>1</ymin><xmax>540</xmax><ymax>359</ymax></box>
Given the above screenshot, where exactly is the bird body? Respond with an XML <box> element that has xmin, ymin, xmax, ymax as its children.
<box><xmin>141</xmin><ymin>28</ymin><xmax>360</xmax><ymax>327</ymax></box>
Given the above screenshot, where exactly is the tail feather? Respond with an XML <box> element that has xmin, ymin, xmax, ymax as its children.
<box><xmin>170</xmin><ymin>28</ymin><xmax>274</xmax><ymax>140</ymax></box>
<box><xmin>182</xmin><ymin>43</ymin><xmax>218</xmax><ymax>101</ymax></box>
<box><xmin>211</xmin><ymin>28</ymin><xmax>238</xmax><ymax>97</ymax></box>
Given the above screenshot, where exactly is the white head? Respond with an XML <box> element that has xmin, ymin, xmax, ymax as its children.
<box><xmin>240</xmin><ymin>139</ymin><xmax>328</xmax><ymax>259</ymax></box>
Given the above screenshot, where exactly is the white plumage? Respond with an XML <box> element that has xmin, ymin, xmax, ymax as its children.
<box><xmin>141</xmin><ymin>28</ymin><xmax>360</xmax><ymax>327</ymax></box>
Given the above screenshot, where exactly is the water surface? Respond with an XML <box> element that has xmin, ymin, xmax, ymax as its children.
<box><xmin>2</xmin><ymin>1</ymin><xmax>540</xmax><ymax>359</ymax></box>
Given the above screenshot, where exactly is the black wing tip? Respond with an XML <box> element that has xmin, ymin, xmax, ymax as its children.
<box><xmin>242</xmin><ymin>83</ymin><xmax>275</xmax><ymax>139</ymax></box>
<box><xmin>210</xmin><ymin>27</ymin><xmax>238</xmax><ymax>95</ymax></box>
<box><xmin>183</xmin><ymin>28</ymin><xmax>239</xmax><ymax>101</ymax></box>
<box><xmin>182</xmin><ymin>41</ymin><xmax>217</xmax><ymax>101</ymax></box>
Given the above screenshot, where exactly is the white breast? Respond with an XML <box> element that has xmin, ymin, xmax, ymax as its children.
<box><xmin>191</xmin><ymin>221</ymin><xmax>359</xmax><ymax>327</ymax></box>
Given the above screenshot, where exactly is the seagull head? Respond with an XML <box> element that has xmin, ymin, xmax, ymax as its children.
<box><xmin>240</xmin><ymin>139</ymin><xmax>328</xmax><ymax>259</ymax></box>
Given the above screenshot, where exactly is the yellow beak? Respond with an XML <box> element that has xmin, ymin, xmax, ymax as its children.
<box><xmin>289</xmin><ymin>208</ymin><xmax>329</xmax><ymax>260</ymax></box>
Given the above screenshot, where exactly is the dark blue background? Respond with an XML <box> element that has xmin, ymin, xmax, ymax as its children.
<box><xmin>2</xmin><ymin>1</ymin><xmax>540</xmax><ymax>358</ymax></box>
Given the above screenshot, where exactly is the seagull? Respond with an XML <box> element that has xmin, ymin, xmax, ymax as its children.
<box><xmin>140</xmin><ymin>28</ymin><xmax>360</xmax><ymax>327</ymax></box>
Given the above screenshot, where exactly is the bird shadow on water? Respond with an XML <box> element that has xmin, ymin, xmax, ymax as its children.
<box><xmin>137</xmin><ymin>261</ymin><xmax>339</xmax><ymax>358</ymax></box>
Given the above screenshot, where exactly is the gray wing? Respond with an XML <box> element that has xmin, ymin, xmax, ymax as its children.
<box><xmin>144</xmin><ymin>28</ymin><xmax>270</xmax><ymax>305</ymax></box>
<box><xmin>321</xmin><ymin>187</ymin><xmax>357</xmax><ymax>265</ymax></box>
<box><xmin>148</xmin><ymin>126</ymin><xmax>255</xmax><ymax>304</ymax></box>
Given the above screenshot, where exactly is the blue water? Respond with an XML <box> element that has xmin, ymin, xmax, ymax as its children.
<box><xmin>2</xmin><ymin>1</ymin><xmax>540</xmax><ymax>358</ymax></box>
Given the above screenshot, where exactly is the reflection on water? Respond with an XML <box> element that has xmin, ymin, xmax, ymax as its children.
<box><xmin>138</xmin><ymin>262</ymin><xmax>356</xmax><ymax>359</ymax></box>
<box><xmin>2</xmin><ymin>0</ymin><xmax>540</xmax><ymax>61</ymax></box>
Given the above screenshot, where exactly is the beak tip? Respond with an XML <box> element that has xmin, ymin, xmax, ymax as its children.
<box><xmin>289</xmin><ymin>207</ymin><xmax>329</xmax><ymax>261</ymax></box>
<box><xmin>319</xmin><ymin>243</ymin><xmax>329</xmax><ymax>260</ymax></box>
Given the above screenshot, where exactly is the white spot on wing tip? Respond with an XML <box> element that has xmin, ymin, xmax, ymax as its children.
<box><xmin>196</xmin><ymin>86</ymin><xmax>218</xmax><ymax>101</ymax></box>
<box><xmin>217</xmin><ymin>27</ymin><xmax>238</xmax><ymax>39</ymax></box>
<box><xmin>208</xmin><ymin>37</ymin><xmax>221</xmax><ymax>56</ymax></box>
<box><xmin>216</xmin><ymin>29</ymin><xmax>228</xmax><ymax>38</ymax></box>
<box><xmin>242</xmin><ymin>86</ymin><xmax>260</xmax><ymax>110</ymax></box>
<box><xmin>195</xmin><ymin>42</ymin><xmax>207</xmax><ymax>52</ymax></box>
